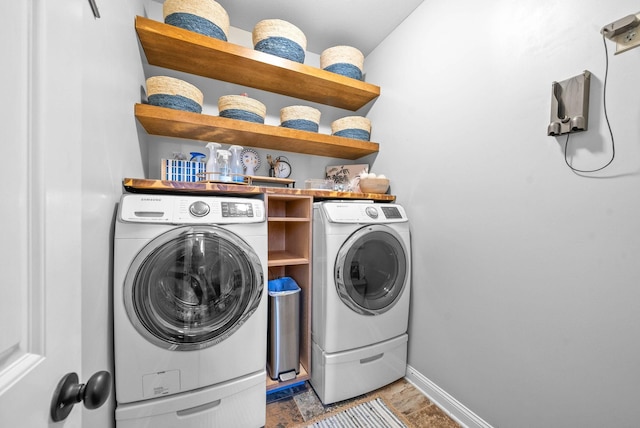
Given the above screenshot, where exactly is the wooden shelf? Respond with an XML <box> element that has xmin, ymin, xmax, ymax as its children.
<box><xmin>268</xmin><ymin>251</ymin><xmax>309</xmax><ymax>267</ymax></box>
<box><xmin>122</xmin><ymin>177</ymin><xmax>396</xmax><ymax>202</ymax></box>
<box><xmin>135</xmin><ymin>103</ymin><xmax>380</xmax><ymax>160</ymax></box>
<box><xmin>135</xmin><ymin>16</ymin><xmax>380</xmax><ymax>111</ymax></box>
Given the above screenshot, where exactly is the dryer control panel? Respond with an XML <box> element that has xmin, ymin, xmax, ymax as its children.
<box><xmin>319</xmin><ymin>201</ymin><xmax>408</xmax><ymax>224</ymax></box>
<box><xmin>119</xmin><ymin>194</ymin><xmax>265</xmax><ymax>224</ymax></box>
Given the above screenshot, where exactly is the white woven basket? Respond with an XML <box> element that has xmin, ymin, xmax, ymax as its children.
<box><xmin>321</xmin><ymin>45</ymin><xmax>364</xmax><ymax>72</ymax></box>
<box><xmin>146</xmin><ymin>76</ymin><xmax>204</xmax><ymax>106</ymax></box>
<box><xmin>252</xmin><ymin>19</ymin><xmax>307</xmax><ymax>49</ymax></box>
<box><xmin>218</xmin><ymin>95</ymin><xmax>266</xmax><ymax>118</ymax></box>
<box><xmin>163</xmin><ymin>0</ymin><xmax>230</xmax><ymax>36</ymax></box>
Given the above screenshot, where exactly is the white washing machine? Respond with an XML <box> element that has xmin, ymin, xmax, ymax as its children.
<box><xmin>310</xmin><ymin>201</ymin><xmax>411</xmax><ymax>404</ymax></box>
<box><xmin>113</xmin><ymin>194</ymin><xmax>268</xmax><ymax>427</ymax></box>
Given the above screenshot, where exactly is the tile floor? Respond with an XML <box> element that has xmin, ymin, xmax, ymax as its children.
<box><xmin>265</xmin><ymin>378</ymin><xmax>461</xmax><ymax>427</ymax></box>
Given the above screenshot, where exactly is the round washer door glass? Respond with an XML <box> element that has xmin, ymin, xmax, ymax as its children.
<box><xmin>124</xmin><ymin>225</ymin><xmax>264</xmax><ymax>350</ymax></box>
<box><xmin>335</xmin><ymin>224</ymin><xmax>408</xmax><ymax>315</ymax></box>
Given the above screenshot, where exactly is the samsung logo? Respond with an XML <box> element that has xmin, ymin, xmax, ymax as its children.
<box><xmin>140</xmin><ymin>197</ymin><xmax>162</xmax><ymax>202</ymax></box>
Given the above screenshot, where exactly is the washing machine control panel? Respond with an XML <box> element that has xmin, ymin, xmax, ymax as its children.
<box><xmin>320</xmin><ymin>202</ymin><xmax>407</xmax><ymax>223</ymax></box>
<box><xmin>119</xmin><ymin>195</ymin><xmax>265</xmax><ymax>224</ymax></box>
<box><xmin>220</xmin><ymin>201</ymin><xmax>254</xmax><ymax>217</ymax></box>
<box><xmin>380</xmin><ymin>206</ymin><xmax>403</xmax><ymax>219</ymax></box>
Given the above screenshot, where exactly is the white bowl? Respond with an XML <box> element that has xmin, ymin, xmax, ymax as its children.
<box><xmin>359</xmin><ymin>177</ymin><xmax>389</xmax><ymax>194</ymax></box>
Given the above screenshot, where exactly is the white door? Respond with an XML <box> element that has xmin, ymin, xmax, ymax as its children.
<box><xmin>0</xmin><ymin>0</ymin><xmax>102</xmax><ymax>426</ymax></box>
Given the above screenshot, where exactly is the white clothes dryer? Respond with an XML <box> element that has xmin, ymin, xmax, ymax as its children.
<box><xmin>310</xmin><ymin>201</ymin><xmax>411</xmax><ymax>404</ymax></box>
<box><xmin>113</xmin><ymin>194</ymin><xmax>268</xmax><ymax>427</ymax></box>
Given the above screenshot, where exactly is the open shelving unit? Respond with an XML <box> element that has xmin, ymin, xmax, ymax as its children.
<box><xmin>265</xmin><ymin>194</ymin><xmax>313</xmax><ymax>391</ymax></box>
<box><xmin>134</xmin><ymin>16</ymin><xmax>381</xmax><ymax>160</ymax></box>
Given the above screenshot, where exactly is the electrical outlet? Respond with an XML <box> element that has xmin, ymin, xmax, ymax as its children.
<box><xmin>615</xmin><ymin>27</ymin><xmax>640</xmax><ymax>54</ymax></box>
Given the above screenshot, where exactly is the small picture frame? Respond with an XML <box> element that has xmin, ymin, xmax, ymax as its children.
<box><xmin>325</xmin><ymin>164</ymin><xmax>369</xmax><ymax>191</ymax></box>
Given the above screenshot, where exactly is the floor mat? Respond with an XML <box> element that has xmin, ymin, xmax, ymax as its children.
<box><xmin>306</xmin><ymin>397</ymin><xmax>407</xmax><ymax>428</ymax></box>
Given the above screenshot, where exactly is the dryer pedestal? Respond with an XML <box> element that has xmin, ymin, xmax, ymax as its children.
<box><xmin>115</xmin><ymin>370</ymin><xmax>266</xmax><ymax>428</ymax></box>
<box><xmin>310</xmin><ymin>334</ymin><xmax>408</xmax><ymax>405</ymax></box>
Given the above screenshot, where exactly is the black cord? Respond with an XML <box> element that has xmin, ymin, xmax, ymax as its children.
<box><xmin>564</xmin><ymin>33</ymin><xmax>616</xmax><ymax>173</ymax></box>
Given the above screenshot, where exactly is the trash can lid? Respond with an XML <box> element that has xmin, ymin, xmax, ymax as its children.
<box><xmin>268</xmin><ymin>277</ymin><xmax>301</xmax><ymax>294</ymax></box>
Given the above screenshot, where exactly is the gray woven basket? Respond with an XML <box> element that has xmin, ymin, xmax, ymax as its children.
<box><xmin>146</xmin><ymin>76</ymin><xmax>204</xmax><ymax>113</ymax></box>
<box><xmin>163</xmin><ymin>0</ymin><xmax>230</xmax><ymax>40</ymax></box>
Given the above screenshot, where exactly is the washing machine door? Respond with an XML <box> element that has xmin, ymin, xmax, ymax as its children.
<box><xmin>123</xmin><ymin>225</ymin><xmax>264</xmax><ymax>351</ymax></box>
<box><xmin>335</xmin><ymin>224</ymin><xmax>408</xmax><ymax>316</ymax></box>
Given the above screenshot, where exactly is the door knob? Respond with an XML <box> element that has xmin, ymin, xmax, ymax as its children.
<box><xmin>50</xmin><ymin>371</ymin><xmax>111</xmax><ymax>422</ymax></box>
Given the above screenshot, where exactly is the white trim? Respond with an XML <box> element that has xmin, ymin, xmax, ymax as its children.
<box><xmin>404</xmin><ymin>365</ymin><xmax>493</xmax><ymax>428</ymax></box>
<box><xmin>0</xmin><ymin>354</ymin><xmax>44</xmax><ymax>396</ymax></box>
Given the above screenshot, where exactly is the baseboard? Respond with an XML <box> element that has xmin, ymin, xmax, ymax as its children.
<box><xmin>404</xmin><ymin>365</ymin><xmax>493</xmax><ymax>428</ymax></box>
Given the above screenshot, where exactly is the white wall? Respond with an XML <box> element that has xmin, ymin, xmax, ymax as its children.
<box><xmin>365</xmin><ymin>1</ymin><xmax>640</xmax><ymax>427</ymax></box>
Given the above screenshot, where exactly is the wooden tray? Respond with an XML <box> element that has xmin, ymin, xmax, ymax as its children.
<box><xmin>198</xmin><ymin>172</ymin><xmax>295</xmax><ymax>187</ymax></box>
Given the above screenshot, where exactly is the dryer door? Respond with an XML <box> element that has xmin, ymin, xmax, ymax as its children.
<box><xmin>335</xmin><ymin>224</ymin><xmax>408</xmax><ymax>315</ymax></box>
<box><xmin>123</xmin><ymin>225</ymin><xmax>264</xmax><ymax>350</ymax></box>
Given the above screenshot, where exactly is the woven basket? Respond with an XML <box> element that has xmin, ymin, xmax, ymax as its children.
<box><xmin>146</xmin><ymin>76</ymin><xmax>204</xmax><ymax>113</ymax></box>
<box><xmin>321</xmin><ymin>46</ymin><xmax>364</xmax><ymax>80</ymax></box>
<box><xmin>163</xmin><ymin>0</ymin><xmax>229</xmax><ymax>40</ymax></box>
<box><xmin>331</xmin><ymin>116</ymin><xmax>371</xmax><ymax>141</ymax></box>
<box><xmin>218</xmin><ymin>95</ymin><xmax>266</xmax><ymax>123</ymax></box>
<box><xmin>252</xmin><ymin>19</ymin><xmax>307</xmax><ymax>63</ymax></box>
<box><xmin>280</xmin><ymin>105</ymin><xmax>321</xmax><ymax>132</ymax></box>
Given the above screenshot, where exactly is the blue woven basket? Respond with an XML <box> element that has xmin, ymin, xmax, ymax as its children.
<box><xmin>218</xmin><ymin>95</ymin><xmax>266</xmax><ymax>124</ymax></box>
<box><xmin>146</xmin><ymin>76</ymin><xmax>204</xmax><ymax>113</ymax></box>
<box><xmin>254</xmin><ymin>37</ymin><xmax>305</xmax><ymax>63</ymax></box>
<box><xmin>148</xmin><ymin>94</ymin><xmax>202</xmax><ymax>113</ymax></box>
<box><xmin>333</xmin><ymin>128</ymin><xmax>370</xmax><ymax>140</ymax></box>
<box><xmin>323</xmin><ymin>63</ymin><xmax>363</xmax><ymax>80</ymax></box>
<box><xmin>220</xmin><ymin>109</ymin><xmax>264</xmax><ymax>123</ymax></box>
<box><xmin>163</xmin><ymin>0</ymin><xmax>229</xmax><ymax>40</ymax></box>
<box><xmin>321</xmin><ymin>46</ymin><xmax>365</xmax><ymax>81</ymax></box>
<box><xmin>281</xmin><ymin>119</ymin><xmax>319</xmax><ymax>132</ymax></box>
<box><xmin>253</xmin><ymin>19</ymin><xmax>307</xmax><ymax>63</ymax></box>
<box><xmin>331</xmin><ymin>116</ymin><xmax>372</xmax><ymax>141</ymax></box>
<box><xmin>280</xmin><ymin>105</ymin><xmax>321</xmax><ymax>132</ymax></box>
<box><xmin>164</xmin><ymin>13</ymin><xmax>227</xmax><ymax>40</ymax></box>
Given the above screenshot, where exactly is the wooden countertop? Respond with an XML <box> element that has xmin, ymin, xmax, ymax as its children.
<box><xmin>123</xmin><ymin>178</ymin><xmax>396</xmax><ymax>202</ymax></box>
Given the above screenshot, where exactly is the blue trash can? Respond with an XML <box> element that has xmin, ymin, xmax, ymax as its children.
<box><xmin>267</xmin><ymin>277</ymin><xmax>301</xmax><ymax>381</ymax></box>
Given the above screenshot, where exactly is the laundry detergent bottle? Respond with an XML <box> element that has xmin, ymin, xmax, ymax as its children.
<box><xmin>205</xmin><ymin>142</ymin><xmax>221</xmax><ymax>180</ymax></box>
<box><xmin>229</xmin><ymin>145</ymin><xmax>244</xmax><ymax>183</ymax></box>
<box><xmin>216</xmin><ymin>149</ymin><xmax>231</xmax><ymax>182</ymax></box>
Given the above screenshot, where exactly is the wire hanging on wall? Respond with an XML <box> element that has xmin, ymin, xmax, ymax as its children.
<box><xmin>564</xmin><ymin>34</ymin><xmax>616</xmax><ymax>174</ymax></box>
